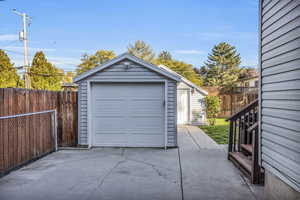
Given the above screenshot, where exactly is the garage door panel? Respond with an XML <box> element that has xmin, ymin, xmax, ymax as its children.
<box><xmin>92</xmin><ymin>83</ymin><xmax>165</xmax><ymax>147</ymax></box>
<box><xmin>129</xmin><ymin>99</ymin><xmax>163</xmax><ymax>115</ymax></box>
<box><xmin>94</xmin><ymin>117</ymin><xmax>126</xmax><ymax>134</ymax></box>
<box><xmin>94</xmin><ymin>134</ymin><xmax>128</xmax><ymax>146</ymax></box>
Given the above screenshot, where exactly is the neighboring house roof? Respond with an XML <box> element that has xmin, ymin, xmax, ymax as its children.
<box><xmin>74</xmin><ymin>53</ymin><xmax>181</xmax><ymax>82</ymax></box>
<box><xmin>158</xmin><ymin>64</ymin><xmax>208</xmax><ymax>96</ymax></box>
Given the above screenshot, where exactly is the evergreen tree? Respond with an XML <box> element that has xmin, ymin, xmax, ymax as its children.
<box><xmin>127</xmin><ymin>40</ymin><xmax>155</xmax><ymax>62</ymax></box>
<box><xmin>201</xmin><ymin>42</ymin><xmax>241</xmax><ymax>88</ymax></box>
<box><xmin>76</xmin><ymin>50</ymin><xmax>115</xmax><ymax>75</ymax></box>
<box><xmin>30</xmin><ymin>51</ymin><xmax>63</xmax><ymax>91</ymax></box>
<box><xmin>158</xmin><ymin>51</ymin><xmax>172</xmax><ymax>61</ymax></box>
<box><xmin>0</xmin><ymin>49</ymin><xmax>22</xmax><ymax>88</ymax></box>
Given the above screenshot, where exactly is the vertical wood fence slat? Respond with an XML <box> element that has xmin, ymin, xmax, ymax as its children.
<box><xmin>0</xmin><ymin>88</ymin><xmax>78</xmax><ymax>147</ymax></box>
<box><xmin>0</xmin><ymin>89</ymin><xmax>4</xmax><ymax>171</ymax></box>
<box><xmin>0</xmin><ymin>88</ymin><xmax>78</xmax><ymax>175</ymax></box>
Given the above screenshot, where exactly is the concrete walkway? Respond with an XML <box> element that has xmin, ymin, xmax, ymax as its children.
<box><xmin>0</xmin><ymin>126</ymin><xmax>261</xmax><ymax>200</ymax></box>
<box><xmin>178</xmin><ymin>126</ymin><xmax>261</xmax><ymax>200</ymax></box>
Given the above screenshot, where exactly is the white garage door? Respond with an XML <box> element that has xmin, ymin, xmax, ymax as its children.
<box><xmin>91</xmin><ymin>83</ymin><xmax>165</xmax><ymax>147</ymax></box>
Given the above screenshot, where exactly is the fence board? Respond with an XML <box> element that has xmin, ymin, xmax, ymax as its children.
<box><xmin>0</xmin><ymin>88</ymin><xmax>78</xmax><ymax>147</ymax></box>
<box><xmin>0</xmin><ymin>111</ymin><xmax>56</xmax><ymax>175</ymax></box>
<box><xmin>0</xmin><ymin>89</ymin><xmax>4</xmax><ymax>171</ymax></box>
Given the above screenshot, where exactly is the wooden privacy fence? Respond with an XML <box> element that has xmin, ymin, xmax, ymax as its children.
<box><xmin>0</xmin><ymin>110</ymin><xmax>57</xmax><ymax>175</ymax></box>
<box><xmin>218</xmin><ymin>93</ymin><xmax>258</xmax><ymax>118</ymax></box>
<box><xmin>202</xmin><ymin>86</ymin><xmax>258</xmax><ymax>118</ymax></box>
<box><xmin>0</xmin><ymin>88</ymin><xmax>78</xmax><ymax>147</ymax></box>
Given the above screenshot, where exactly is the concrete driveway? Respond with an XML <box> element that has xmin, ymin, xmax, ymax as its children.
<box><xmin>0</xmin><ymin>126</ymin><xmax>261</xmax><ymax>200</ymax></box>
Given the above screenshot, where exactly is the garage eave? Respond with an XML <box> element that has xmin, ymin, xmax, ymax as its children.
<box><xmin>73</xmin><ymin>53</ymin><xmax>181</xmax><ymax>83</ymax></box>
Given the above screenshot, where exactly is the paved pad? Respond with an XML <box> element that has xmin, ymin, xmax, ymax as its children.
<box><xmin>0</xmin><ymin>126</ymin><xmax>261</xmax><ymax>200</ymax></box>
<box><xmin>0</xmin><ymin>148</ymin><xmax>181</xmax><ymax>200</ymax></box>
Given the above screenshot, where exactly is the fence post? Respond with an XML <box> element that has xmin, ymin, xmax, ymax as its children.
<box><xmin>52</xmin><ymin>110</ymin><xmax>58</xmax><ymax>151</ymax></box>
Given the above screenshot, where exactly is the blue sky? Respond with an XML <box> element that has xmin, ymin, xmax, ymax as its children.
<box><xmin>0</xmin><ymin>0</ymin><xmax>259</xmax><ymax>72</ymax></box>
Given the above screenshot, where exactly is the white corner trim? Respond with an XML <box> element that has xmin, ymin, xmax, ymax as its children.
<box><xmin>164</xmin><ymin>80</ymin><xmax>168</xmax><ymax>150</ymax></box>
<box><xmin>87</xmin><ymin>80</ymin><xmax>92</xmax><ymax>148</ymax></box>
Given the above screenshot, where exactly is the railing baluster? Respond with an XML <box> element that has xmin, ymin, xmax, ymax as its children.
<box><xmin>228</xmin><ymin>121</ymin><xmax>233</xmax><ymax>159</ymax></box>
<box><xmin>233</xmin><ymin>120</ymin><xmax>237</xmax><ymax>152</ymax></box>
<box><xmin>238</xmin><ymin>117</ymin><xmax>242</xmax><ymax>151</ymax></box>
<box><xmin>226</xmin><ymin>99</ymin><xmax>261</xmax><ymax>184</ymax></box>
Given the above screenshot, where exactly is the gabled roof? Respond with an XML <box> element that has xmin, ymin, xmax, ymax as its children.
<box><xmin>158</xmin><ymin>65</ymin><xmax>208</xmax><ymax>96</ymax></box>
<box><xmin>74</xmin><ymin>53</ymin><xmax>181</xmax><ymax>82</ymax></box>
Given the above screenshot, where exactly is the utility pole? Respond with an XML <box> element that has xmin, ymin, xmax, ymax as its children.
<box><xmin>13</xmin><ymin>9</ymin><xmax>31</xmax><ymax>89</ymax></box>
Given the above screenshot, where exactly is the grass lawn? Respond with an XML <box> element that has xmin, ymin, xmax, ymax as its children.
<box><xmin>199</xmin><ymin>118</ymin><xmax>229</xmax><ymax>144</ymax></box>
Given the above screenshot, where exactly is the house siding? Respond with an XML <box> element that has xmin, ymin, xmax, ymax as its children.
<box><xmin>260</xmin><ymin>0</ymin><xmax>300</xmax><ymax>192</ymax></box>
<box><xmin>77</xmin><ymin>59</ymin><xmax>178</xmax><ymax>147</ymax></box>
<box><xmin>177</xmin><ymin>82</ymin><xmax>206</xmax><ymax>125</ymax></box>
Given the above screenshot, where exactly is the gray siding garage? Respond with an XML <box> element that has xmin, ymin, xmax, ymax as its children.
<box><xmin>259</xmin><ymin>0</ymin><xmax>300</xmax><ymax>193</ymax></box>
<box><xmin>177</xmin><ymin>82</ymin><xmax>207</xmax><ymax>125</ymax></box>
<box><xmin>158</xmin><ymin>65</ymin><xmax>208</xmax><ymax>125</ymax></box>
<box><xmin>74</xmin><ymin>53</ymin><xmax>180</xmax><ymax>148</ymax></box>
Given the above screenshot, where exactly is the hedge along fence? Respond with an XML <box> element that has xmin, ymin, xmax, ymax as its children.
<box><xmin>202</xmin><ymin>86</ymin><xmax>258</xmax><ymax>118</ymax></box>
<box><xmin>0</xmin><ymin>88</ymin><xmax>78</xmax><ymax>147</ymax></box>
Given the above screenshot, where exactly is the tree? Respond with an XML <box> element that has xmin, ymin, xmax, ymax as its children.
<box><xmin>201</xmin><ymin>42</ymin><xmax>241</xmax><ymax>88</ymax></box>
<box><xmin>128</xmin><ymin>40</ymin><xmax>155</xmax><ymax>62</ymax></box>
<box><xmin>204</xmin><ymin>96</ymin><xmax>221</xmax><ymax>125</ymax></box>
<box><xmin>0</xmin><ymin>49</ymin><xmax>22</xmax><ymax>88</ymax></box>
<box><xmin>155</xmin><ymin>58</ymin><xmax>203</xmax><ymax>86</ymax></box>
<box><xmin>158</xmin><ymin>51</ymin><xmax>172</xmax><ymax>61</ymax></box>
<box><xmin>76</xmin><ymin>50</ymin><xmax>116</xmax><ymax>75</ymax></box>
<box><xmin>30</xmin><ymin>51</ymin><xmax>63</xmax><ymax>91</ymax></box>
<box><xmin>63</xmin><ymin>71</ymin><xmax>75</xmax><ymax>83</ymax></box>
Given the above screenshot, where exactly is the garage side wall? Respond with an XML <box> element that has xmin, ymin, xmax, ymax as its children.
<box><xmin>177</xmin><ymin>82</ymin><xmax>206</xmax><ymax>125</ymax></box>
<box><xmin>77</xmin><ymin>60</ymin><xmax>178</xmax><ymax>147</ymax></box>
<box><xmin>190</xmin><ymin>91</ymin><xmax>206</xmax><ymax>125</ymax></box>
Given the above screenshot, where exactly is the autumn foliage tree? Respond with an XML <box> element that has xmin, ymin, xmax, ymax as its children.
<box><xmin>128</xmin><ymin>40</ymin><xmax>155</xmax><ymax>62</ymax></box>
<box><xmin>0</xmin><ymin>49</ymin><xmax>22</xmax><ymax>88</ymax></box>
<box><xmin>30</xmin><ymin>51</ymin><xmax>63</xmax><ymax>91</ymax></box>
<box><xmin>155</xmin><ymin>52</ymin><xmax>203</xmax><ymax>86</ymax></box>
<box><xmin>76</xmin><ymin>50</ymin><xmax>115</xmax><ymax>75</ymax></box>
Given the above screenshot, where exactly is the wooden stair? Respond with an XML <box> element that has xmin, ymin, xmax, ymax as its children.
<box><xmin>227</xmin><ymin>99</ymin><xmax>264</xmax><ymax>184</ymax></box>
<box><xmin>241</xmin><ymin>144</ymin><xmax>253</xmax><ymax>155</ymax></box>
<box><xmin>229</xmin><ymin>152</ymin><xmax>252</xmax><ymax>178</ymax></box>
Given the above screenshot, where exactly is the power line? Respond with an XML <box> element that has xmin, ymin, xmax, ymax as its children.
<box><xmin>1</xmin><ymin>48</ymin><xmax>24</xmax><ymax>55</ymax></box>
<box><xmin>1</xmin><ymin>40</ymin><xmax>20</xmax><ymax>48</ymax></box>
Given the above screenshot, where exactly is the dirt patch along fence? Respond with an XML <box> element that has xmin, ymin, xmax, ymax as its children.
<box><xmin>0</xmin><ymin>88</ymin><xmax>78</xmax><ymax>147</ymax></box>
<box><xmin>0</xmin><ymin>111</ymin><xmax>57</xmax><ymax>175</ymax></box>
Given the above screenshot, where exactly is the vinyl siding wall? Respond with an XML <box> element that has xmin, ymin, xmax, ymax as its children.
<box><xmin>260</xmin><ymin>0</ymin><xmax>300</xmax><ymax>191</ymax></box>
<box><xmin>77</xmin><ymin>59</ymin><xmax>178</xmax><ymax>147</ymax></box>
<box><xmin>177</xmin><ymin>82</ymin><xmax>206</xmax><ymax>125</ymax></box>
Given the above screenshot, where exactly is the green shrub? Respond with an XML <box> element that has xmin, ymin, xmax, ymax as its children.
<box><xmin>205</xmin><ymin>96</ymin><xmax>221</xmax><ymax>125</ymax></box>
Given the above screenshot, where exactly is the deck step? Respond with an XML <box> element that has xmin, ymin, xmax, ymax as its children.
<box><xmin>241</xmin><ymin>144</ymin><xmax>253</xmax><ymax>155</ymax></box>
<box><xmin>229</xmin><ymin>152</ymin><xmax>252</xmax><ymax>176</ymax></box>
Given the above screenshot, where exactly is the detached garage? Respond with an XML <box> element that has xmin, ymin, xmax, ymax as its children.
<box><xmin>158</xmin><ymin>65</ymin><xmax>208</xmax><ymax>125</ymax></box>
<box><xmin>74</xmin><ymin>53</ymin><xmax>181</xmax><ymax>148</ymax></box>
